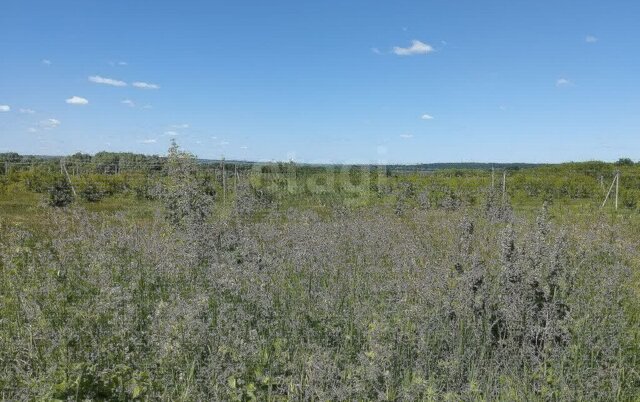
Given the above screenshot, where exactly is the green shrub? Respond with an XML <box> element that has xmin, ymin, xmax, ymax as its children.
<box><xmin>47</xmin><ymin>180</ymin><xmax>74</xmax><ymax>207</ymax></box>
<box><xmin>79</xmin><ymin>182</ymin><xmax>106</xmax><ymax>202</ymax></box>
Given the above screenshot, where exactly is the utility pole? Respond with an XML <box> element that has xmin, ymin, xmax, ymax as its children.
<box><xmin>502</xmin><ymin>170</ymin><xmax>506</xmax><ymax>199</ymax></box>
<box><xmin>234</xmin><ymin>164</ymin><xmax>238</xmax><ymax>192</ymax></box>
<box><xmin>60</xmin><ymin>158</ymin><xmax>77</xmax><ymax>197</ymax></box>
<box><xmin>601</xmin><ymin>172</ymin><xmax>619</xmax><ymax>210</ymax></box>
<box><xmin>221</xmin><ymin>157</ymin><xmax>226</xmax><ymax>205</ymax></box>
<box><xmin>491</xmin><ymin>166</ymin><xmax>495</xmax><ymax>188</ymax></box>
<box><xmin>615</xmin><ymin>170</ymin><xmax>619</xmax><ymax>211</ymax></box>
<box><xmin>3</xmin><ymin>161</ymin><xmax>8</xmax><ymax>175</ymax></box>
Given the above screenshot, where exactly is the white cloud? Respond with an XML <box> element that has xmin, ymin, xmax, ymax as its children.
<box><xmin>28</xmin><ymin>127</ymin><xmax>38</xmax><ymax>133</ymax></box>
<box><xmin>66</xmin><ymin>96</ymin><xmax>89</xmax><ymax>105</ymax></box>
<box><xmin>556</xmin><ymin>78</ymin><xmax>572</xmax><ymax>87</ymax></box>
<box><xmin>42</xmin><ymin>59</ymin><xmax>51</xmax><ymax>65</ymax></box>
<box><xmin>240</xmin><ymin>146</ymin><xmax>249</xmax><ymax>150</ymax></box>
<box><xmin>220</xmin><ymin>141</ymin><xmax>229</xmax><ymax>146</ymax></box>
<box><xmin>20</xmin><ymin>108</ymin><xmax>36</xmax><ymax>114</ymax></box>
<box><xmin>0</xmin><ymin>105</ymin><xmax>10</xmax><ymax>112</ymax></box>
<box><xmin>393</xmin><ymin>40</ymin><xmax>434</xmax><ymax>56</ymax></box>
<box><xmin>400</xmin><ymin>133</ymin><xmax>414</xmax><ymax>139</ymax></box>
<box><xmin>132</xmin><ymin>81</ymin><xmax>159</xmax><ymax>89</ymax></box>
<box><xmin>170</xmin><ymin>123</ymin><xmax>189</xmax><ymax>129</ymax></box>
<box><xmin>139</xmin><ymin>139</ymin><xmax>157</xmax><ymax>144</ymax></box>
<box><xmin>421</xmin><ymin>113</ymin><xmax>434</xmax><ymax>120</ymax></box>
<box><xmin>121</xmin><ymin>99</ymin><xmax>135</xmax><ymax>107</ymax></box>
<box><xmin>89</xmin><ymin>75</ymin><xmax>127</xmax><ymax>87</ymax></box>
<box><xmin>40</xmin><ymin>118</ymin><xmax>61</xmax><ymax>129</ymax></box>
<box><xmin>371</xmin><ymin>47</ymin><xmax>382</xmax><ymax>55</ymax></box>
<box><xmin>164</xmin><ymin>131</ymin><xmax>179</xmax><ymax>136</ymax></box>
<box><xmin>586</xmin><ymin>35</ymin><xmax>598</xmax><ymax>43</ymax></box>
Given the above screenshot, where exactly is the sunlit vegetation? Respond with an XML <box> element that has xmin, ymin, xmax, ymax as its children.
<box><xmin>1</xmin><ymin>148</ymin><xmax>639</xmax><ymax>399</ymax></box>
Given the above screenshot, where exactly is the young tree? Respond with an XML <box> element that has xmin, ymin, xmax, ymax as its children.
<box><xmin>47</xmin><ymin>180</ymin><xmax>74</xmax><ymax>207</ymax></box>
<box><xmin>615</xmin><ymin>157</ymin><xmax>634</xmax><ymax>166</ymax></box>
<box><xmin>163</xmin><ymin>140</ymin><xmax>214</xmax><ymax>227</ymax></box>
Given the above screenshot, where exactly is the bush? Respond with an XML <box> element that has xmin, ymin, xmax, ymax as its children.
<box><xmin>79</xmin><ymin>182</ymin><xmax>105</xmax><ymax>202</ymax></box>
<box><xmin>615</xmin><ymin>158</ymin><xmax>634</xmax><ymax>166</ymax></box>
<box><xmin>47</xmin><ymin>180</ymin><xmax>74</xmax><ymax>207</ymax></box>
<box><xmin>162</xmin><ymin>141</ymin><xmax>214</xmax><ymax>227</ymax></box>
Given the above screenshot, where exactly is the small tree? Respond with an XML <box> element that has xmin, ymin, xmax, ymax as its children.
<box><xmin>163</xmin><ymin>140</ymin><xmax>214</xmax><ymax>227</ymax></box>
<box><xmin>615</xmin><ymin>158</ymin><xmax>634</xmax><ymax>166</ymax></box>
<box><xmin>80</xmin><ymin>183</ymin><xmax>105</xmax><ymax>202</ymax></box>
<box><xmin>48</xmin><ymin>180</ymin><xmax>74</xmax><ymax>207</ymax></box>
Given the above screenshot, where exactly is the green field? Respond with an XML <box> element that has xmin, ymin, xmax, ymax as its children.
<box><xmin>1</xmin><ymin>151</ymin><xmax>639</xmax><ymax>400</ymax></box>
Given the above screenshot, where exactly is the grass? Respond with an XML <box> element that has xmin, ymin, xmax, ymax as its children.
<box><xmin>1</xmin><ymin>167</ymin><xmax>639</xmax><ymax>400</ymax></box>
<box><xmin>0</xmin><ymin>189</ymin><xmax>44</xmax><ymax>225</ymax></box>
<box><xmin>0</xmin><ymin>190</ymin><xmax>159</xmax><ymax>227</ymax></box>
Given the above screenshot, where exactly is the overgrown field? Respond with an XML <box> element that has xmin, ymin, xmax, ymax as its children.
<box><xmin>1</xmin><ymin>148</ymin><xmax>639</xmax><ymax>400</ymax></box>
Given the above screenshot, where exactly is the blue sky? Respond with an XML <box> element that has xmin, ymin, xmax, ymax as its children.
<box><xmin>1</xmin><ymin>1</ymin><xmax>639</xmax><ymax>163</ymax></box>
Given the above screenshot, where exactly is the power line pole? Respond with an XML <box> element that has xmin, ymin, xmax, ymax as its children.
<box><xmin>234</xmin><ymin>164</ymin><xmax>238</xmax><ymax>192</ymax></box>
<box><xmin>615</xmin><ymin>170</ymin><xmax>619</xmax><ymax>211</ymax></box>
<box><xmin>502</xmin><ymin>170</ymin><xmax>506</xmax><ymax>199</ymax></box>
<box><xmin>221</xmin><ymin>157</ymin><xmax>226</xmax><ymax>205</ymax></box>
<box><xmin>60</xmin><ymin>158</ymin><xmax>77</xmax><ymax>197</ymax></box>
<box><xmin>491</xmin><ymin>166</ymin><xmax>495</xmax><ymax>188</ymax></box>
<box><xmin>601</xmin><ymin>172</ymin><xmax>618</xmax><ymax>209</ymax></box>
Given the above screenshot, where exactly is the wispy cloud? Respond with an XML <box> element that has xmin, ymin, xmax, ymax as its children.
<box><xmin>371</xmin><ymin>47</ymin><xmax>382</xmax><ymax>55</ymax></box>
<box><xmin>400</xmin><ymin>133</ymin><xmax>414</xmax><ymax>139</ymax></box>
<box><xmin>110</xmin><ymin>61</ymin><xmax>128</xmax><ymax>66</ymax></box>
<box><xmin>19</xmin><ymin>108</ymin><xmax>36</xmax><ymax>114</ymax></box>
<box><xmin>0</xmin><ymin>105</ymin><xmax>10</xmax><ymax>112</ymax></box>
<box><xmin>393</xmin><ymin>40</ymin><xmax>434</xmax><ymax>56</ymax></box>
<box><xmin>164</xmin><ymin>131</ymin><xmax>179</xmax><ymax>136</ymax></box>
<box><xmin>40</xmin><ymin>118</ymin><xmax>61</xmax><ymax>129</ymax></box>
<box><xmin>121</xmin><ymin>99</ymin><xmax>135</xmax><ymax>107</ymax></box>
<box><xmin>585</xmin><ymin>35</ymin><xmax>598</xmax><ymax>43</ymax></box>
<box><xmin>66</xmin><ymin>96</ymin><xmax>89</xmax><ymax>105</ymax></box>
<box><xmin>170</xmin><ymin>123</ymin><xmax>189</xmax><ymax>129</ymax></box>
<box><xmin>132</xmin><ymin>81</ymin><xmax>159</xmax><ymax>89</ymax></box>
<box><xmin>556</xmin><ymin>78</ymin><xmax>572</xmax><ymax>87</ymax></box>
<box><xmin>42</xmin><ymin>59</ymin><xmax>51</xmax><ymax>65</ymax></box>
<box><xmin>142</xmin><ymin>105</ymin><xmax>153</xmax><ymax>109</ymax></box>
<box><xmin>89</xmin><ymin>75</ymin><xmax>127</xmax><ymax>87</ymax></box>
<box><xmin>28</xmin><ymin>127</ymin><xmax>38</xmax><ymax>133</ymax></box>
<box><xmin>421</xmin><ymin>113</ymin><xmax>434</xmax><ymax>120</ymax></box>
<box><xmin>139</xmin><ymin>139</ymin><xmax>157</xmax><ymax>144</ymax></box>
